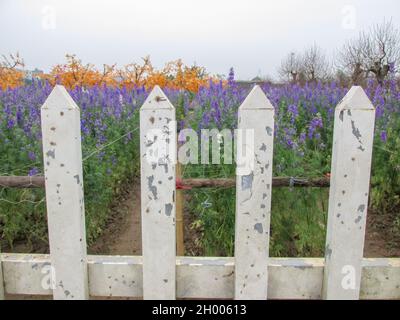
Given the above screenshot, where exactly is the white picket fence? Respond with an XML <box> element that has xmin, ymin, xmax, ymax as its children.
<box><xmin>0</xmin><ymin>84</ymin><xmax>399</xmax><ymax>300</ymax></box>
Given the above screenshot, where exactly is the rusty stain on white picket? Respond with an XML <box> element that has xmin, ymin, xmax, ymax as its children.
<box><xmin>140</xmin><ymin>86</ymin><xmax>176</xmax><ymax>299</ymax></box>
<box><xmin>235</xmin><ymin>86</ymin><xmax>274</xmax><ymax>300</ymax></box>
<box><xmin>41</xmin><ymin>85</ymin><xmax>89</xmax><ymax>300</ymax></box>
<box><xmin>323</xmin><ymin>86</ymin><xmax>376</xmax><ymax>300</ymax></box>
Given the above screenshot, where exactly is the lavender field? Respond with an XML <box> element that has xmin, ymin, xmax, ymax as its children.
<box><xmin>1</xmin><ymin>77</ymin><xmax>399</xmax><ymax>256</ymax></box>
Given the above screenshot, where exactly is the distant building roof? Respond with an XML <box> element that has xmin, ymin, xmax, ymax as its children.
<box><xmin>251</xmin><ymin>76</ymin><xmax>263</xmax><ymax>82</ymax></box>
<box><xmin>23</xmin><ymin>68</ymin><xmax>44</xmax><ymax>80</ymax></box>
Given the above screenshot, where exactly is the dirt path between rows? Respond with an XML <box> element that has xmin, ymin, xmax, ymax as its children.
<box><xmin>88</xmin><ymin>178</ymin><xmax>142</xmax><ymax>256</ymax></box>
<box><xmin>364</xmin><ymin>209</ymin><xmax>400</xmax><ymax>258</ymax></box>
<box><xmin>88</xmin><ymin>180</ymin><xmax>399</xmax><ymax>258</ymax></box>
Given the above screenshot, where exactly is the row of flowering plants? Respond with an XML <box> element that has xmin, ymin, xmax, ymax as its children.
<box><xmin>0</xmin><ymin>74</ymin><xmax>399</xmax><ymax>255</ymax></box>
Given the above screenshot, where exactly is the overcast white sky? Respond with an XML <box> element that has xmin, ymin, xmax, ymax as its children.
<box><xmin>0</xmin><ymin>0</ymin><xmax>399</xmax><ymax>79</ymax></box>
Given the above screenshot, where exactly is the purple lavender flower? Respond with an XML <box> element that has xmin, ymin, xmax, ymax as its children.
<box><xmin>28</xmin><ymin>151</ymin><xmax>36</xmax><ymax>161</ymax></box>
<box><xmin>288</xmin><ymin>104</ymin><xmax>299</xmax><ymax>118</ymax></box>
<box><xmin>308</xmin><ymin>115</ymin><xmax>323</xmax><ymax>139</ymax></box>
<box><xmin>299</xmin><ymin>132</ymin><xmax>307</xmax><ymax>144</ymax></box>
<box><xmin>228</xmin><ymin>68</ymin><xmax>235</xmax><ymax>87</ymax></box>
<box><xmin>28</xmin><ymin>167</ymin><xmax>39</xmax><ymax>176</ymax></box>
<box><xmin>380</xmin><ymin>131</ymin><xmax>387</xmax><ymax>143</ymax></box>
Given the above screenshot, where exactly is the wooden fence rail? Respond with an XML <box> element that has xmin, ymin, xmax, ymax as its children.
<box><xmin>0</xmin><ymin>84</ymin><xmax>399</xmax><ymax>300</ymax></box>
<box><xmin>0</xmin><ymin>175</ymin><xmax>331</xmax><ymax>189</ymax></box>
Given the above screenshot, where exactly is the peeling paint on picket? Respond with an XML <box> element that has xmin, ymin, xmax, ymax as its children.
<box><xmin>140</xmin><ymin>86</ymin><xmax>176</xmax><ymax>299</ymax></box>
<box><xmin>234</xmin><ymin>86</ymin><xmax>274</xmax><ymax>300</ymax></box>
<box><xmin>323</xmin><ymin>86</ymin><xmax>376</xmax><ymax>300</ymax></box>
<box><xmin>41</xmin><ymin>85</ymin><xmax>89</xmax><ymax>300</ymax></box>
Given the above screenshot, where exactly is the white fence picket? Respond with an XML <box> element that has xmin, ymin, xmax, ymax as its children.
<box><xmin>140</xmin><ymin>86</ymin><xmax>177</xmax><ymax>299</ymax></box>
<box><xmin>41</xmin><ymin>85</ymin><xmax>89</xmax><ymax>300</ymax></box>
<box><xmin>323</xmin><ymin>86</ymin><xmax>376</xmax><ymax>300</ymax></box>
<box><xmin>234</xmin><ymin>86</ymin><xmax>274</xmax><ymax>300</ymax></box>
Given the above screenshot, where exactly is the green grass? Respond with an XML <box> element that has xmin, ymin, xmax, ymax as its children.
<box><xmin>183</xmin><ymin>153</ymin><xmax>329</xmax><ymax>258</ymax></box>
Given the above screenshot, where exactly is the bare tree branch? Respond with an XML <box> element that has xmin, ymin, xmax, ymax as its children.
<box><xmin>339</xmin><ymin>20</ymin><xmax>400</xmax><ymax>85</ymax></box>
<box><xmin>302</xmin><ymin>44</ymin><xmax>330</xmax><ymax>82</ymax></box>
<box><xmin>278</xmin><ymin>52</ymin><xmax>302</xmax><ymax>82</ymax></box>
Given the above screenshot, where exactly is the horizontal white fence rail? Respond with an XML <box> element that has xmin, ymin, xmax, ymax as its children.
<box><xmin>0</xmin><ymin>84</ymin><xmax>399</xmax><ymax>300</ymax></box>
<box><xmin>1</xmin><ymin>254</ymin><xmax>400</xmax><ymax>299</ymax></box>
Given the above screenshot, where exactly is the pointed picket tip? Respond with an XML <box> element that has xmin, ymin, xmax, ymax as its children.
<box><xmin>41</xmin><ymin>85</ymin><xmax>79</xmax><ymax>110</ymax></box>
<box><xmin>141</xmin><ymin>85</ymin><xmax>174</xmax><ymax>110</ymax></box>
<box><xmin>336</xmin><ymin>86</ymin><xmax>375</xmax><ymax>111</ymax></box>
<box><xmin>239</xmin><ymin>85</ymin><xmax>274</xmax><ymax>110</ymax></box>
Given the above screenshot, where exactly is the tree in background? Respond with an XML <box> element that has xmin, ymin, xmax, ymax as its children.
<box><xmin>117</xmin><ymin>55</ymin><xmax>154</xmax><ymax>88</ymax></box>
<box><xmin>42</xmin><ymin>54</ymin><xmax>209</xmax><ymax>92</ymax></box>
<box><xmin>279</xmin><ymin>45</ymin><xmax>330</xmax><ymax>83</ymax></box>
<box><xmin>278</xmin><ymin>52</ymin><xmax>302</xmax><ymax>83</ymax></box>
<box><xmin>339</xmin><ymin>20</ymin><xmax>400</xmax><ymax>85</ymax></box>
<box><xmin>0</xmin><ymin>52</ymin><xmax>24</xmax><ymax>90</ymax></box>
<box><xmin>302</xmin><ymin>44</ymin><xmax>330</xmax><ymax>82</ymax></box>
<box><xmin>46</xmin><ymin>54</ymin><xmax>117</xmax><ymax>88</ymax></box>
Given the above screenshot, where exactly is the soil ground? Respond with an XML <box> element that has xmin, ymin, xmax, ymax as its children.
<box><xmin>88</xmin><ymin>178</ymin><xmax>142</xmax><ymax>256</ymax></box>
<box><xmin>364</xmin><ymin>208</ymin><xmax>400</xmax><ymax>257</ymax></box>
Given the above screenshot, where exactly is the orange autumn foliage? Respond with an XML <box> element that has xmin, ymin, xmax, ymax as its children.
<box><xmin>0</xmin><ymin>69</ymin><xmax>24</xmax><ymax>90</ymax></box>
<box><xmin>45</xmin><ymin>54</ymin><xmax>118</xmax><ymax>88</ymax></box>
<box><xmin>0</xmin><ymin>53</ymin><xmax>215</xmax><ymax>92</ymax></box>
<box><xmin>0</xmin><ymin>53</ymin><xmax>25</xmax><ymax>90</ymax></box>
<box><xmin>161</xmin><ymin>59</ymin><xmax>209</xmax><ymax>92</ymax></box>
<box><xmin>47</xmin><ymin>54</ymin><xmax>210</xmax><ymax>92</ymax></box>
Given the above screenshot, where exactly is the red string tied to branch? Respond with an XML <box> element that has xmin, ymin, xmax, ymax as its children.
<box><xmin>176</xmin><ymin>178</ymin><xmax>191</xmax><ymax>190</ymax></box>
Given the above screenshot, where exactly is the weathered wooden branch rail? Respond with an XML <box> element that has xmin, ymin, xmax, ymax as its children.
<box><xmin>182</xmin><ymin>177</ymin><xmax>331</xmax><ymax>188</ymax></box>
<box><xmin>0</xmin><ymin>176</ymin><xmax>331</xmax><ymax>189</ymax></box>
<box><xmin>1</xmin><ymin>85</ymin><xmax>399</xmax><ymax>301</ymax></box>
<box><xmin>0</xmin><ymin>176</ymin><xmax>46</xmax><ymax>188</ymax></box>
